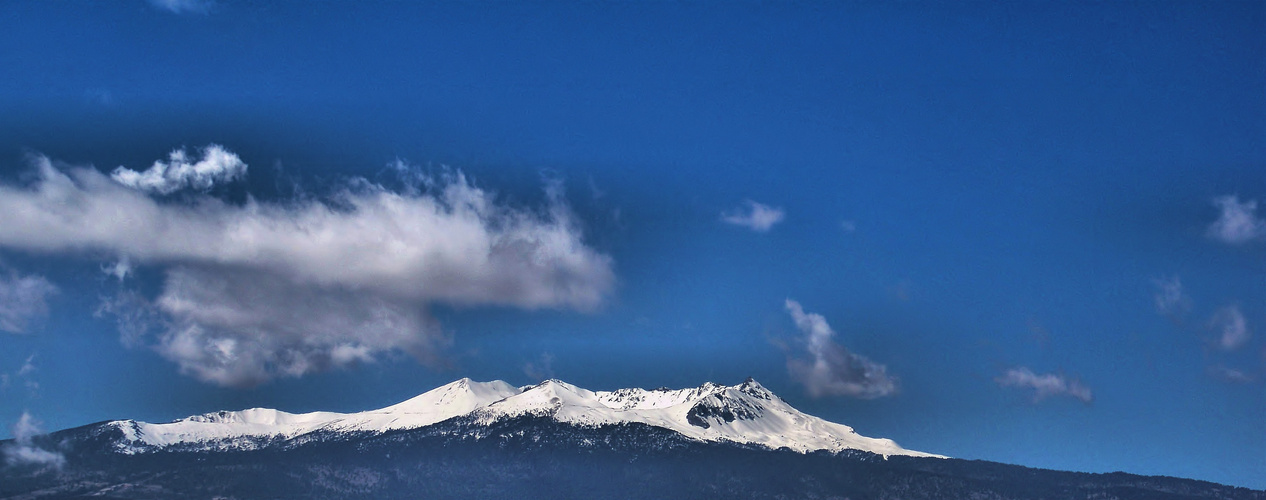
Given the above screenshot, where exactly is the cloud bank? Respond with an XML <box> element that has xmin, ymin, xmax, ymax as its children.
<box><xmin>722</xmin><ymin>200</ymin><xmax>784</xmax><ymax>232</ymax></box>
<box><xmin>2</xmin><ymin>412</ymin><xmax>64</xmax><ymax>468</ymax></box>
<box><xmin>1207</xmin><ymin>195</ymin><xmax>1265</xmax><ymax>244</ymax></box>
<box><xmin>0</xmin><ymin>150</ymin><xmax>615</xmax><ymax>386</ymax></box>
<box><xmin>0</xmin><ymin>272</ymin><xmax>57</xmax><ymax>334</ymax></box>
<box><xmin>995</xmin><ymin>367</ymin><xmax>1093</xmax><ymax>404</ymax></box>
<box><xmin>782</xmin><ymin>299</ymin><xmax>897</xmax><ymax>399</ymax></box>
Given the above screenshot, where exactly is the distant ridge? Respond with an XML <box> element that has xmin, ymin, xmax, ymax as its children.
<box><xmin>104</xmin><ymin>377</ymin><xmax>940</xmax><ymax>457</ymax></box>
<box><xmin>3</xmin><ymin>379</ymin><xmax>1260</xmax><ymax>499</ymax></box>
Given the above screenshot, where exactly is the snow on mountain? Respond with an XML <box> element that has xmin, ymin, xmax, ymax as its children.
<box><xmin>105</xmin><ymin>378</ymin><xmax>941</xmax><ymax>458</ymax></box>
<box><xmin>321</xmin><ymin>378</ymin><xmax>518</xmax><ymax>433</ymax></box>
<box><xmin>474</xmin><ymin>378</ymin><xmax>939</xmax><ymax>457</ymax></box>
<box><xmin>110</xmin><ymin>378</ymin><xmax>516</xmax><ymax>451</ymax></box>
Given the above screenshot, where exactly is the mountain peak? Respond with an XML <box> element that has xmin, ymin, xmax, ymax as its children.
<box><xmin>736</xmin><ymin>377</ymin><xmax>774</xmax><ymax>400</ymax></box>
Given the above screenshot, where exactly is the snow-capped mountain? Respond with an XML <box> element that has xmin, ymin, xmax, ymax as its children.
<box><xmin>105</xmin><ymin>377</ymin><xmax>941</xmax><ymax>458</ymax></box>
<box><xmin>8</xmin><ymin>381</ymin><xmax>1260</xmax><ymax>500</ymax></box>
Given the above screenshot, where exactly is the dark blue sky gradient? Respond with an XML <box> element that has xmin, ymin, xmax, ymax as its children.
<box><xmin>0</xmin><ymin>1</ymin><xmax>1263</xmax><ymax>489</ymax></box>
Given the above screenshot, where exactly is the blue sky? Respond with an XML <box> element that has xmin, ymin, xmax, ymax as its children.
<box><xmin>1</xmin><ymin>0</ymin><xmax>1263</xmax><ymax>489</ymax></box>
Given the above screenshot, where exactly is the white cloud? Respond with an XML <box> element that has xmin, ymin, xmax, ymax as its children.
<box><xmin>0</xmin><ymin>272</ymin><xmax>57</xmax><ymax>334</ymax></box>
<box><xmin>147</xmin><ymin>267</ymin><xmax>451</xmax><ymax>386</ymax></box>
<box><xmin>0</xmin><ymin>356</ymin><xmax>34</xmax><ymax>393</ymax></box>
<box><xmin>102</xmin><ymin>257</ymin><xmax>133</xmax><ymax>282</ymax></box>
<box><xmin>782</xmin><ymin>299</ymin><xmax>897</xmax><ymax>399</ymax></box>
<box><xmin>110</xmin><ymin>145</ymin><xmax>245</xmax><ymax>194</ymax></box>
<box><xmin>2</xmin><ymin>412</ymin><xmax>64</xmax><ymax>468</ymax></box>
<box><xmin>0</xmin><ymin>151</ymin><xmax>615</xmax><ymax>386</ymax></box>
<box><xmin>17</xmin><ymin>355</ymin><xmax>34</xmax><ymax>377</ymax></box>
<box><xmin>1151</xmin><ymin>276</ymin><xmax>1190</xmax><ymax>318</ymax></box>
<box><xmin>1207</xmin><ymin>195</ymin><xmax>1265</xmax><ymax>245</ymax></box>
<box><xmin>147</xmin><ymin>0</ymin><xmax>211</xmax><ymax>14</ymax></box>
<box><xmin>1209</xmin><ymin>305</ymin><xmax>1250</xmax><ymax>351</ymax></box>
<box><xmin>3</xmin><ymin>155</ymin><xmax>611</xmax><ymax>310</ymax></box>
<box><xmin>995</xmin><ymin>367</ymin><xmax>1093</xmax><ymax>404</ymax></box>
<box><xmin>14</xmin><ymin>355</ymin><xmax>38</xmax><ymax>395</ymax></box>
<box><xmin>722</xmin><ymin>200</ymin><xmax>785</xmax><ymax>232</ymax></box>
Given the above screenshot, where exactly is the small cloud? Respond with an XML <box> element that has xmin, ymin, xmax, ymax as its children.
<box><xmin>110</xmin><ymin>144</ymin><xmax>246</xmax><ymax>194</ymax></box>
<box><xmin>840</xmin><ymin>220</ymin><xmax>857</xmax><ymax>233</ymax></box>
<box><xmin>781</xmin><ymin>299</ymin><xmax>897</xmax><ymax>399</ymax></box>
<box><xmin>95</xmin><ymin>290</ymin><xmax>160</xmax><ymax>348</ymax></box>
<box><xmin>14</xmin><ymin>355</ymin><xmax>38</xmax><ymax>396</ymax></box>
<box><xmin>102</xmin><ymin>257</ymin><xmax>133</xmax><ymax>282</ymax></box>
<box><xmin>0</xmin><ymin>272</ymin><xmax>57</xmax><ymax>334</ymax></box>
<box><xmin>1208</xmin><ymin>305</ymin><xmax>1250</xmax><ymax>350</ymax></box>
<box><xmin>147</xmin><ymin>0</ymin><xmax>211</xmax><ymax>14</ymax></box>
<box><xmin>1208</xmin><ymin>365</ymin><xmax>1255</xmax><ymax>384</ymax></box>
<box><xmin>1152</xmin><ymin>276</ymin><xmax>1191</xmax><ymax>318</ymax></box>
<box><xmin>995</xmin><ymin>367</ymin><xmax>1093</xmax><ymax>404</ymax></box>
<box><xmin>329</xmin><ymin>344</ymin><xmax>373</xmax><ymax>366</ymax></box>
<box><xmin>17</xmin><ymin>355</ymin><xmax>34</xmax><ymax>377</ymax></box>
<box><xmin>2</xmin><ymin>412</ymin><xmax>65</xmax><ymax>468</ymax></box>
<box><xmin>722</xmin><ymin>200</ymin><xmax>785</xmax><ymax>232</ymax></box>
<box><xmin>1207</xmin><ymin>195</ymin><xmax>1265</xmax><ymax>245</ymax></box>
<box><xmin>522</xmin><ymin>352</ymin><xmax>555</xmax><ymax>382</ymax></box>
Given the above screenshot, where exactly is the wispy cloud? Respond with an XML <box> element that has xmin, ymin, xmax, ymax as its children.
<box><xmin>995</xmin><ymin>367</ymin><xmax>1093</xmax><ymax>404</ymax></box>
<box><xmin>722</xmin><ymin>200</ymin><xmax>785</xmax><ymax>232</ymax></box>
<box><xmin>147</xmin><ymin>0</ymin><xmax>212</xmax><ymax>15</ymax></box>
<box><xmin>110</xmin><ymin>145</ymin><xmax>245</xmax><ymax>194</ymax></box>
<box><xmin>1151</xmin><ymin>276</ymin><xmax>1191</xmax><ymax>318</ymax></box>
<box><xmin>522</xmin><ymin>352</ymin><xmax>556</xmax><ymax>382</ymax></box>
<box><xmin>781</xmin><ymin>299</ymin><xmax>897</xmax><ymax>399</ymax></box>
<box><xmin>1207</xmin><ymin>365</ymin><xmax>1255</xmax><ymax>384</ymax></box>
<box><xmin>94</xmin><ymin>290</ymin><xmax>161</xmax><ymax>348</ymax></box>
<box><xmin>0</xmin><ymin>150</ymin><xmax>615</xmax><ymax>387</ymax></box>
<box><xmin>1208</xmin><ymin>304</ymin><xmax>1250</xmax><ymax>351</ymax></box>
<box><xmin>1207</xmin><ymin>195</ymin><xmax>1265</xmax><ymax>245</ymax></box>
<box><xmin>22</xmin><ymin>357</ymin><xmax>37</xmax><ymax>393</ymax></box>
<box><xmin>2</xmin><ymin>412</ymin><xmax>64</xmax><ymax>468</ymax></box>
<box><xmin>17</xmin><ymin>355</ymin><xmax>34</xmax><ymax>378</ymax></box>
<box><xmin>0</xmin><ymin>355</ymin><xmax>40</xmax><ymax>395</ymax></box>
<box><xmin>15</xmin><ymin>355</ymin><xmax>38</xmax><ymax>395</ymax></box>
<box><xmin>0</xmin><ymin>271</ymin><xmax>57</xmax><ymax>334</ymax></box>
<box><xmin>101</xmin><ymin>257</ymin><xmax>133</xmax><ymax>282</ymax></box>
